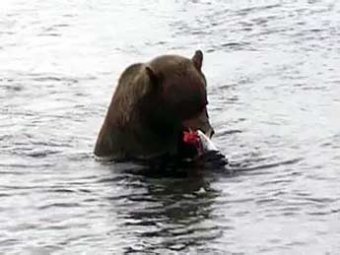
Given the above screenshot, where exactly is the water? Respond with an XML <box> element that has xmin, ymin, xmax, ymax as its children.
<box><xmin>1</xmin><ymin>0</ymin><xmax>340</xmax><ymax>254</ymax></box>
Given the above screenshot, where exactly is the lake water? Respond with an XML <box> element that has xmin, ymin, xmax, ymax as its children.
<box><xmin>1</xmin><ymin>0</ymin><xmax>340</xmax><ymax>254</ymax></box>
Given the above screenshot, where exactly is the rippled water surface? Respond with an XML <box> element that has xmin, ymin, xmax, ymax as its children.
<box><xmin>1</xmin><ymin>0</ymin><xmax>340</xmax><ymax>254</ymax></box>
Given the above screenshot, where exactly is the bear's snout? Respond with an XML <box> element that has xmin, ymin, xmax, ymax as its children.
<box><xmin>182</xmin><ymin>109</ymin><xmax>214</xmax><ymax>138</ymax></box>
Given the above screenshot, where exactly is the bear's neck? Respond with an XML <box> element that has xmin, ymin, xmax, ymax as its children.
<box><xmin>96</xmin><ymin>113</ymin><xmax>181</xmax><ymax>160</ymax></box>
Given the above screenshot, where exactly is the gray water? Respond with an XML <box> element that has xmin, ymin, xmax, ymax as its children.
<box><xmin>1</xmin><ymin>0</ymin><xmax>340</xmax><ymax>254</ymax></box>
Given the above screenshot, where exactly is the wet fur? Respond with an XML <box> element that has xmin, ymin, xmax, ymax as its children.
<box><xmin>94</xmin><ymin>51</ymin><xmax>211</xmax><ymax>161</ymax></box>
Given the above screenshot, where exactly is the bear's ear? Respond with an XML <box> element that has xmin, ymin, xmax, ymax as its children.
<box><xmin>145</xmin><ymin>65</ymin><xmax>160</xmax><ymax>90</ymax></box>
<box><xmin>192</xmin><ymin>50</ymin><xmax>203</xmax><ymax>71</ymax></box>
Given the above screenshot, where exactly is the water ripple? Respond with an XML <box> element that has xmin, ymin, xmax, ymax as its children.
<box><xmin>1</xmin><ymin>0</ymin><xmax>340</xmax><ymax>253</ymax></box>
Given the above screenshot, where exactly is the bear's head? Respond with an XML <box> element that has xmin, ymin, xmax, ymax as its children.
<box><xmin>143</xmin><ymin>50</ymin><xmax>214</xmax><ymax>138</ymax></box>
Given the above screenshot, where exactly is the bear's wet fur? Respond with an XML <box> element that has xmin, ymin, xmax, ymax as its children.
<box><xmin>94</xmin><ymin>50</ymin><xmax>213</xmax><ymax>161</ymax></box>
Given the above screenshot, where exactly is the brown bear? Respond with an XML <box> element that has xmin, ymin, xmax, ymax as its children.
<box><xmin>94</xmin><ymin>50</ymin><xmax>214</xmax><ymax>161</ymax></box>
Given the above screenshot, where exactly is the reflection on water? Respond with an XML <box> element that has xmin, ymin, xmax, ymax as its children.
<box><xmin>116</xmin><ymin>174</ymin><xmax>219</xmax><ymax>253</ymax></box>
<box><xmin>1</xmin><ymin>0</ymin><xmax>340</xmax><ymax>253</ymax></box>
